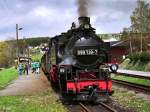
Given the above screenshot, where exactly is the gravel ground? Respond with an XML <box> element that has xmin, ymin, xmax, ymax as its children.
<box><xmin>65</xmin><ymin>100</ymin><xmax>135</xmax><ymax>112</ymax></box>
<box><xmin>113</xmin><ymin>83</ymin><xmax>150</xmax><ymax>102</ymax></box>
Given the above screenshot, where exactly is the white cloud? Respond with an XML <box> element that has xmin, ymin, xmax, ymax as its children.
<box><xmin>0</xmin><ymin>0</ymin><xmax>138</xmax><ymax>40</ymax></box>
<box><xmin>31</xmin><ymin>6</ymin><xmax>54</xmax><ymax>18</ymax></box>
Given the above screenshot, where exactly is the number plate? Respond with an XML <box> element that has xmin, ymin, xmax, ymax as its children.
<box><xmin>77</xmin><ymin>49</ymin><xmax>98</xmax><ymax>55</ymax></box>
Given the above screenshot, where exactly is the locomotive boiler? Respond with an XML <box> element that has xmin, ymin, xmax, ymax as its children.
<box><xmin>41</xmin><ymin>17</ymin><xmax>116</xmax><ymax>102</ymax></box>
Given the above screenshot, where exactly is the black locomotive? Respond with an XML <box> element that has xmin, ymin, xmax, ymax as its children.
<box><xmin>41</xmin><ymin>17</ymin><xmax>115</xmax><ymax>102</ymax></box>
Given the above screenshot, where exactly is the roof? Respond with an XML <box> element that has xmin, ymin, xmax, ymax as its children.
<box><xmin>110</xmin><ymin>40</ymin><xmax>129</xmax><ymax>47</ymax></box>
<box><xmin>103</xmin><ymin>38</ymin><xmax>118</xmax><ymax>42</ymax></box>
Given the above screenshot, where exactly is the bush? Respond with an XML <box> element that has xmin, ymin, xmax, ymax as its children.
<box><xmin>139</xmin><ymin>51</ymin><xmax>150</xmax><ymax>62</ymax></box>
<box><xmin>144</xmin><ymin>62</ymin><xmax>150</xmax><ymax>72</ymax></box>
<box><xmin>128</xmin><ymin>53</ymin><xmax>140</xmax><ymax>62</ymax></box>
<box><xmin>119</xmin><ymin>58</ymin><xmax>131</xmax><ymax>68</ymax></box>
<box><xmin>120</xmin><ymin>51</ymin><xmax>150</xmax><ymax>71</ymax></box>
<box><xmin>128</xmin><ymin>51</ymin><xmax>150</xmax><ymax>62</ymax></box>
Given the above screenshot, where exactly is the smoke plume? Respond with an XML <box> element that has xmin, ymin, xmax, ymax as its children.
<box><xmin>59</xmin><ymin>56</ymin><xmax>76</xmax><ymax>65</ymax></box>
<box><xmin>77</xmin><ymin>0</ymin><xmax>90</xmax><ymax>17</ymax></box>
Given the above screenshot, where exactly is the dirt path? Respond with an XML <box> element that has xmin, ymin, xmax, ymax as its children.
<box><xmin>0</xmin><ymin>71</ymin><xmax>50</xmax><ymax>96</ymax></box>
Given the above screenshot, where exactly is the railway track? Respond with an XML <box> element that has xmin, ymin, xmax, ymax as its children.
<box><xmin>112</xmin><ymin>79</ymin><xmax>150</xmax><ymax>92</ymax></box>
<box><xmin>79</xmin><ymin>102</ymin><xmax>118</xmax><ymax>112</ymax></box>
<box><xmin>79</xmin><ymin>103</ymin><xmax>91</xmax><ymax>112</ymax></box>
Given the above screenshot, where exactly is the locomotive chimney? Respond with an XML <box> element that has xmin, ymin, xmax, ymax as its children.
<box><xmin>78</xmin><ymin>17</ymin><xmax>90</xmax><ymax>26</ymax></box>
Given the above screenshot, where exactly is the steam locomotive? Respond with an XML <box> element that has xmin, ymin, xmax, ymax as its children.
<box><xmin>41</xmin><ymin>17</ymin><xmax>117</xmax><ymax>102</ymax></box>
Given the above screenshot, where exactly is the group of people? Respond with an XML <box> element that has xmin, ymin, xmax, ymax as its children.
<box><xmin>31</xmin><ymin>62</ymin><xmax>40</xmax><ymax>74</ymax></box>
<box><xmin>18</xmin><ymin>62</ymin><xmax>29</xmax><ymax>75</ymax></box>
<box><xmin>18</xmin><ymin>62</ymin><xmax>40</xmax><ymax>75</ymax></box>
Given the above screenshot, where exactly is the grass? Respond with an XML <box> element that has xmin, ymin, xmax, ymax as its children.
<box><xmin>112</xmin><ymin>75</ymin><xmax>150</xmax><ymax>86</ymax></box>
<box><xmin>0</xmin><ymin>90</ymin><xmax>67</xmax><ymax>112</ymax></box>
<box><xmin>0</xmin><ymin>68</ymin><xmax>18</xmax><ymax>89</ymax></box>
<box><xmin>112</xmin><ymin>86</ymin><xmax>150</xmax><ymax>112</ymax></box>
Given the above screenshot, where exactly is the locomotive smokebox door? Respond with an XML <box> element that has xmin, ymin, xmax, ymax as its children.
<box><xmin>73</xmin><ymin>37</ymin><xmax>102</xmax><ymax>68</ymax></box>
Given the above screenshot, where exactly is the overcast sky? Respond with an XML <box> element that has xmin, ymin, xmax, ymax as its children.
<box><xmin>0</xmin><ymin>0</ymin><xmax>148</xmax><ymax>41</ymax></box>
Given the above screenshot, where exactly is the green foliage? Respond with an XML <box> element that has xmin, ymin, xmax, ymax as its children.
<box><xmin>7</xmin><ymin>37</ymin><xmax>49</xmax><ymax>47</ymax></box>
<box><xmin>21</xmin><ymin>37</ymin><xmax>49</xmax><ymax>47</ymax></box>
<box><xmin>0</xmin><ymin>42</ymin><xmax>16</xmax><ymax>68</ymax></box>
<box><xmin>128</xmin><ymin>51</ymin><xmax>150</xmax><ymax>62</ymax></box>
<box><xmin>131</xmin><ymin>0</ymin><xmax>150</xmax><ymax>33</ymax></box>
<box><xmin>140</xmin><ymin>51</ymin><xmax>150</xmax><ymax>61</ymax></box>
<box><xmin>0</xmin><ymin>90</ymin><xmax>67</xmax><ymax>112</ymax></box>
<box><xmin>119</xmin><ymin>58</ymin><xmax>131</xmax><ymax>68</ymax></box>
<box><xmin>128</xmin><ymin>53</ymin><xmax>140</xmax><ymax>62</ymax></box>
<box><xmin>120</xmin><ymin>28</ymin><xmax>129</xmax><ymax>40</ymax></box>
<box><xmin>144</xmin><ymin>62</ymin><xmax>150</xmax><ymax>71</ymax></box>
<box><xmin>0</xmin><ymin>68</ymin><xmax>17</xmax><ymax>89</ymax></box>
<box><xmin>121</xmin><ymin>1</ymin><xmax>150</xmax><ymax>52</ymax></box>
<box><xmin>132</xmin><ymin>60</ymin><xmax>146</xmax><ymax>71</ymax></box>
<box><xmin>0</xmin><ymin>37</ymin><xmax>49</xmax><ymax>67</ymax></box>
<box><xmin>31</xmin><ymin>53</ymin><xmax>43</xmax><ymax>62</ymax></box>
<box><xmin>120</xmin><ymin>52</ymin><xmax>150</xmax><ymax>71</ymax></box>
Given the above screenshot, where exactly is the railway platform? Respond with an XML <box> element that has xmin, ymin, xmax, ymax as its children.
<box><xmin>117</xmin><ymin>69</ymin><xmax>150</xmax><ymax>80</ymax></box>
<box><xmin>0</xmin><ymin>70</ymin><xmax>50</xmax><ymax>96</ymax></box>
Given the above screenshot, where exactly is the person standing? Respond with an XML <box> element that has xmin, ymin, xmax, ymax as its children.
<box><xmin>35</xmin><ymin>62</ymin><xmax>40</xmax><ymax>74</ymax></box>
<box><xmin>18</xmin><ymin>62</ymin><xmax>24</xmax><ymax>75</ymax></box>
<box><xmin>31</xmin><ymin>62</ymin><xmax>36</xmax><ymax>74</ymax></box>
<box><xmin>24</xmin><ymin>63</ymin><xmax>29</xmax><ymax>75</ymax></box>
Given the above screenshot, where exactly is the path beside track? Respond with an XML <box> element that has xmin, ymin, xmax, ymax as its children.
<box><xmin>117</xmin><ymin>69</ymin><xmax>150</xmax><ymax>79</ymax></box>
<box><xmin>0</xmin><ymin>71</ymin><xmax>50</xmax><ymax>96</ymax></box>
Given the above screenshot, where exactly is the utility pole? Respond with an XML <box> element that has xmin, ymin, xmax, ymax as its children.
<box><xmin>16</xmin><ymin>24</ymin><xmax>23</xmax><ymax>63</ymax></box>
<box><xmin>16</xmin><ymin>24</ymin><xmax>19</xmax><ymax>62</ymax></box>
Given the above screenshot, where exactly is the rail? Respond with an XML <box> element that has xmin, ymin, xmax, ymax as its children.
<box><xmin>99</xmin><ymin>102</ymin><xmax>118</xmax><ymax>112</ymax></box>
<box><xmin>79</xmin><ymin>102</ymin><xmax>118</xmax><ymax>112</ymax></box>
<box><xmin>112</xmin><ymin>79</ymin><xmax>150</xmax><ymax>92</ymax></box>
<box><xmin>79</xmin><ymin>103</ymin><xmax>91</xmax><ymax>112</ymax></box>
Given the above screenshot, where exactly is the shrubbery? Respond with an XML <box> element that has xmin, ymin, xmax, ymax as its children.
<box><xmin>128</xmin><ymin>51</ymin><xmax>150</xmax><ymax>62</ymax></box>
<box><xmin>120</xmin><ymin>51</ymin><xmax>150</xmax><ymax>71</ymax></box>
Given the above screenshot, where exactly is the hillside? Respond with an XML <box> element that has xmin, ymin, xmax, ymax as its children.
<box><xmin>6</xmin><ymin>37</ymin><xmax>49</xmax><ymax>47</ymax></box>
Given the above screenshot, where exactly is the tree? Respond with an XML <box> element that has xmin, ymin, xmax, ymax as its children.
<box><xmin>0</xmin><ymin>41</ymin><xmax>17</xmax><ymax>68</ymax></box>
<box><xmin>131</xmin><ymin>0</ymin><xmax>150</xmax><ymax>33</ymax></box>
<box><xmin>130</xmin><ymin>0</ymin><xmax>150</xmax><ymax>52</ymax></box>
<box><xmin>0</xmin><ymin>42</ymin><xmax>9</xmax><ymax>67</ymax></box>
<box><xmin>121</xmin><ymin>28</ymin><xmax>129</xmax><ymax>40</ymax></box>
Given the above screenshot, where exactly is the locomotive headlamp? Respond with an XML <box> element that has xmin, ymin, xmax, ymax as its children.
<box><xmin>110</xmin><ymin>64</ymin><xmax>118</xmax><ymax>73</ymax></box>
<box><xmin>59</xmin><ymin>67</ymin><xmax>65</xmax><ymax>73</ymax></box>
<box><xmin>84</xmin><ymin>24</ymin><xmax>90</xmax><ymax>29</ymax></box>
